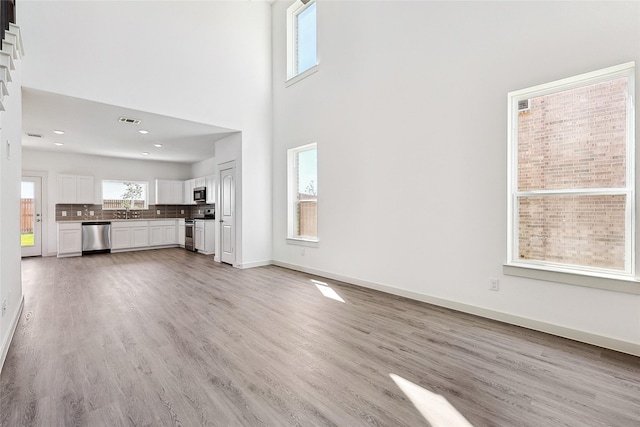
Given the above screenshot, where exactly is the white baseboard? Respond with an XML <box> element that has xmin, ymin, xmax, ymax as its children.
<box><xmin>238</xmin><ymin>259</ymin><xmax>273</xmax><ymax>269</ymax></box>
<box><xmin>272</xmin><ymin>260</ymin><xmax>640</xmax><ymax>357</ymax></box>
<box><xmin>0</xmin><ymin>295</ymin><xmax>24</xmax><ymax>373</ymax></box>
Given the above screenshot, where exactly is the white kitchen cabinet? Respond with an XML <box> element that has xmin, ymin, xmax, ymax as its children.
<box><xmin>184</xmin><ymin>179</ymin><xmax>195</xmax><ymax>205</ymax></box>
<box><xmin>112</xmin><ymin>220</ymin><xmax>179</xmax><ymax>252</ymax></box>
<box><xmin>194</xmin><ymin>176</ymin><xmax>206</xmax><ymax>188</ymax></box>
<box><xmin>195</xmin><ymin>220</ymin><xmax>204</xmax><ymax>251</ymax></box>
<box><xmin>58</xmin><ymin>174</ymin><xmax>95</xmax><ymax>204</ymax></box>
<box><xmin>57</xmin><ymin>222</ymin><xmax>82</xmax><ymax>257</ymax></box>
<box><xmin>205</xmin><ymin>174</ymin><xmax>216</xmax><ymax>204</ymax></box>
<box><xmin>149</xmin><ymin>220</ymin><xmax>177</xmax><ymax>246</ymax></box>
<box><xmin>155</xmin><ymin>179</ymin><xmax>184</xmax><ymax>205</ymax></box>
<box><xmin>111</xmin><ymin>227</ymin><xmax>131</xmax><ymax>250</ymax></box>
<box><xmin>111</xmin><ymin>221</ymin><xmax>149</xmax><ymax>251</ymax></box>
<box><xmin>131</xmin><ymin>226</ymin><xmax>149</xmax><ymax>248</ymax></box>
<box><xmin>178</xmin><ymin>219</ymin><xmax>185</xmax><ymax>247</ymax></box>
<box><xmin>149</xmin><ymin>226</ymin><xmax>163</xmax><ymax>246</ymax></box>
<box><xmin>195</xmin><ymin>220</ymin><xmax>215</xmax><ymax>255</ymax></box>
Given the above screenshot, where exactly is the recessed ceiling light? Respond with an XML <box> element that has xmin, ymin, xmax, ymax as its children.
<box><xmin>138</xmin><ymin>130</ymin><xmax>149</xmax><ymax>134</ymax></box>
<box><xmin>153</xmin><ymin>143</ymin><xmax>162</xmax><ymax>148</ymax></box>
<box><xmin>54</xmin><ymin>142</ymin><xmax>64</xmax><ymax>146</ymax></box>
<box><xmin>142</xmin><ymin>152</ymin><xmax>150</xmax><ymax>156</ymax></box>
<box><xmin>53</xmin><ymin>130</ymin><xmax>65</xmax><ymax>135</ymax></box>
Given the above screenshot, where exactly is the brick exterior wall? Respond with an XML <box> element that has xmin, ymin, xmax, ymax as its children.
<box><xmin>516</xmin><ymin>77</ymin><xmax>628</xmax><ymax>269</ymax></box>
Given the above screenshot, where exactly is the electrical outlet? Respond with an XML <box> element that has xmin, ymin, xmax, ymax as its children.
<box><xmin>181</xmin><ymin>210</ymin><xmax>185</xmax><ymax>214</ymax></box>
<box><xmin>489</xmin><ymin>278</ymin><xmax>499</xmax><ymax>291</ymax></box>
<box><xmin>62</xmin><ymin>211</ymin><xmax>67</xmax><ymax>217</ymax></box>
<box><xmin>157</xmin><ymin>210</ymin><xmax>161</xmax><ymax>215</ymax></box>
<box><xmin>1</xmin><ymin>299</ymin><xmax>6</xmax><ymax>317</ymax></box>
<box><xmin>89</xmin><ymin>210</ymin><xmax>94</xmax><ymax>216</ymax></box>
<box><xmin>77</xmin><ymin>211</ymin><xmax>82</xmax><ymax>216</ymax></box>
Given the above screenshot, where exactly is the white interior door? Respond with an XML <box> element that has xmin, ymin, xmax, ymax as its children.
<box><xmin>219</xmin><ymin>163</ymin><xmax>235</xmax><ymax>265</ymax></box>
<box><xmin>21</xmin><ymin>176</ymin><xmax>42</xmax><ymax>257</ymax></box>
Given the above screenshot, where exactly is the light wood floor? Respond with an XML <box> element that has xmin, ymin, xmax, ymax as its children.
<box><xmin>1</xmin><ymin>249</ymin><xmax>639</xmax><ymax>426</ymax></box>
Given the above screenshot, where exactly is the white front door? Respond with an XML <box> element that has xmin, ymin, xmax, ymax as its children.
<box><xmin>219</xmin><ymin>163</ymin><xmax>235</xmax><ymax>265</ymax></box>
<box><xmin>21</xmin><ymin>176</ymin><xmax>42</xmax><ymax>257</ymax></box>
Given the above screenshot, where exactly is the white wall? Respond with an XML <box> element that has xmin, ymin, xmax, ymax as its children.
<box><xmin>19</xmin><ymin>1</ymin><xmax>273</xmax><ymax>267</ymax></box>
<box><xmin>22</xmin><ymin>149</ymin><xmax>192</xmax><ymax>256</ymax></box>
<box><xmin>0</xmin><ymin>59</ymin><xmax>23</xmax><ymax>370</ymax></box>
<box><xmin>271</xmin><ymin>1</ymin><xmax>640</xmax><ymax>352</ymax></box>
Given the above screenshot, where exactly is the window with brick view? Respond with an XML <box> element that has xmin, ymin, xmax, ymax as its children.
<box><xmin>508</xmin><ymin>63</ymin><xmax>635</xmax><ymax>276</ymax></box>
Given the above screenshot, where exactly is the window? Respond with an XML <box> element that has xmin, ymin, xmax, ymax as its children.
<box><xmin>507</xmin><ymin>62</ymin><xmax>635</xmax><ymax>279</ymax></box>
<box><xmin>288</xmin><ymin>143</ymin><xmax>318</xmax><ymax>241</ymax></box>
<box><xmin>287</xmin><ymin>0</ymin><xmax>317</xmax><ymax>83</ymax></box>
<box><xmin>102</xmin><ymin>180</ymin><xmax>149</xmax><ymax>210</ymax></box>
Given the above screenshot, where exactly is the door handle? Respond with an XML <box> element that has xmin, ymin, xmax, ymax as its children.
<box><xmin>36</xmin><ymin>219</ymin><xmax>41</xmax><ymax>222</ymax></box>
<box><xmin>219</xmin><ymin>220</ymin><xmax>224</xmax><ymax>223</ymax></box>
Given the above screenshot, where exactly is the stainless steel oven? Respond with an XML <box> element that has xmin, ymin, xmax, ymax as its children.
<box><xmin>185</xmin><ymin>219</ymin><xmax>195</xmax><ymax>251</ymax></box>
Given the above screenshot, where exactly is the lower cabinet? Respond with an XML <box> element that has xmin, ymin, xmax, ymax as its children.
<box><xmin>57</xmin><ymin>220</ymin><xmax>181</xmax><ymax>256</ymax></box>
<box><xmin>57</xmin><ymin>222</ymin><xmax>82</xmax><ymax>257</ymax></box>
<box><xmin>178</xmin><ymin>219</ymin><xmax>185</xmax><ymax>247</ymax></box>
<box><xmin>111</xmin><ymin>227</ymin><xmax>132</xmax><ymax>250</ymax></box>
<box><xmin>131</xmin><ymin>226</ymin><xmax>149</xmax><ymax>248</ymax></box>
<box><xmin>149</xmin><ymin>221</ymin><xmax>177</xmax><ymax>246</ymax></box>
<box><xmin>111</xmin><ymin>221</ymin><xmax>148</xmax><ymax>250</ymax></box>
<box><xmin>111</xmin><ymin>220</ymin><xmax>178</xmax><ymax>253</ymax></box>
<box><xmin>194</xmin><ymin>220</ymin><xmax>215</xmax><ymax>255</ymax></box>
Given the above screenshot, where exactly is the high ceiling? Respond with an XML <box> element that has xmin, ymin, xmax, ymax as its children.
<box><xmin>21</xmin><ymin>88</ymin><xmax>238</xmax><ymax>164</ymax></box>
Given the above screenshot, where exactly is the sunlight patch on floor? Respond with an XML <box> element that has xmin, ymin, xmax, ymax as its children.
<box><xmin>390</xmin><ymin>373</ymin><xmax>473</xmax><ymax>427</ymax></box>
<box><xmin>311</xmin><ymin>279</ymin><xmax>345</xmax><ymax>303</ymax></box>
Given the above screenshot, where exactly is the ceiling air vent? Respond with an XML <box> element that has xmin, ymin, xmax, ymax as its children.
<box><xmin>26</xmin><ymin>133</ymin><xmax>43</xmax><ymax>138</ymax></box>
<box><xmin>118</xmin><ymin>116</ymin><xmax>141</xmax><ymax>125</ymax></box>
<box><xmin>518</xmin><ymin>99</ymin><xmax>530</xmax><ymax>112</ymax></box>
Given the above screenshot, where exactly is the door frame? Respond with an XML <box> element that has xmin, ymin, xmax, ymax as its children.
<box><xmin>22</xmin><ymin>170</ymin><xmax>48</xmax><ymax>257</ymax></box>
<box><xmin>218</xmin><ymin>161</ymin><xmax>236</xmax><ymax>266</ymax></box>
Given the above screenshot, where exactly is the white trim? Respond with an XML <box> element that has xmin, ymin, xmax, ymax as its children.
<box><xmin>286</xmin><ymin>64</ymin><xmax>318</xmax><ymax>87</ymax></box>
<box><xmin>286</xmin><ymin>237</ymin><xmax>319</xmax><ymax>247</ymax></box>
<box><xmin>22</xmin><ymin>170</ymin><xmax>49</xmax><ymax>259</ymax></box>
<box><xmin>287</xmin><ymin>142</ymin><xmax>318</xmax><ymax>241</ymax></box>
<box><xmin>237</xmin><ymin>260</ymin><xmax>273</xmax><ymax>269</ymax></box>
<box><xmin>273</xmin><ymin>260</ymin><xmax>640</xmax><ymax>357</ymax></box>
<box><xmin>0</xmin><ymin>296</ymin><xmax>24</xmax><ymax>373</ymax></box>
<box><xmin>286</xmin><ymin>0</ymin><xmax>317</xmax><ymax>81</ymax></box>
<box><xmin>506</xmin><ymin>62</ymin><xmax>636</xmax><ymax>278</ymax></box>
<box><xmin>504</xmin><ymin>264</ymin><xmax>640</xmax><ymax>295</ymax></box>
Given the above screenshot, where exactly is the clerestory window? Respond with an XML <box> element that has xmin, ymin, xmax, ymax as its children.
<box><xmin>286</xmin><ymin>0</ymin><xmax>317</xmax><ymax>84</ymax></box>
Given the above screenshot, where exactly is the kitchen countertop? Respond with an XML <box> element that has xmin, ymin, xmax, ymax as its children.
<box><xmin>56</xmin><ymin>218</ymin><xmax>192</xmax><ymax>223</ymax></box>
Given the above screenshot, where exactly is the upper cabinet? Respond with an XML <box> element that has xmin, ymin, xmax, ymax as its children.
<box><xmin>184</xmin><ymin>179</ymin><xmax>195</xmax><ymax>205</ymax></box>
<box><xmin>58</xmin><ymin>174</ymin><xmax>95</xmax><ymax>204</ymax></box>
<box><xmin>156</xmin><ymin>179</ymin><xmax>184</xmax><ymax>205</ymax></box>
<box><xmin>194</xmin><ymin>176</ymin><xmax>206</xmax><ymax>188</ymax></box>
<box><xmin>182</xmin><ymin>176</ymin><xmax>215</xmax><ymax>205</ymax></box>
<box><xmin>205</xmin><ymin>174</ymin><xmax>216</xmax><ymax>204</ymax></box>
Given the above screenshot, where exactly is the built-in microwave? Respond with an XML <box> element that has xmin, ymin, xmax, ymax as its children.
<box><xmin>194</xmin><ymin>187</ymin><xmax>206</xmax><ymax>203</ymax></box>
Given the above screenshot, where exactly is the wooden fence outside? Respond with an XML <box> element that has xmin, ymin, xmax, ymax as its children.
<box><xmin>103</xmin><ymin>199</ymin><xmax>145</xmax><ymax>209</ymax></box>
<box><xmin>21</xmin><ymin>198</ymin><xmax>33</xmax><ymax>234</ymax></box>
<box><xmin>298</xmin><ymin>200</ymin><xmax>317</xmax><ymax>238</ymax></box>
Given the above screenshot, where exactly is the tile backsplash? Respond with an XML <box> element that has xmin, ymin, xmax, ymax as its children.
<box><xmin>56</xmin><ymin>204</ymin><xmax>214</xmax><ymax>221</ymax></box>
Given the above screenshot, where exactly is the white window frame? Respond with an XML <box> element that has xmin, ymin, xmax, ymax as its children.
<box><xmin>287</xmin><ymin>142</ymin><xmax>319</xmax><ymax>244</ymax></box>
<box><xmin>101</xmin><ymin>180</ymin><xmax>149</xmax><ymax>210</ymax></box>
<box><xmin>506</xmin><ymin>62</ymin><xmax>636</xmax><ymax>286</ymax></box>
<box><xmin>286</xmin><ymin>0</ymin><xmax>318</xmax><ymax>86</ymax></box>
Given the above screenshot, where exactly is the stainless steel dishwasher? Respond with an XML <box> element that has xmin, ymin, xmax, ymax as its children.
<box><xmin>82</xmin><ymin>222</ymin><xmax>112</xmax><ymax>254</ymax></box>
